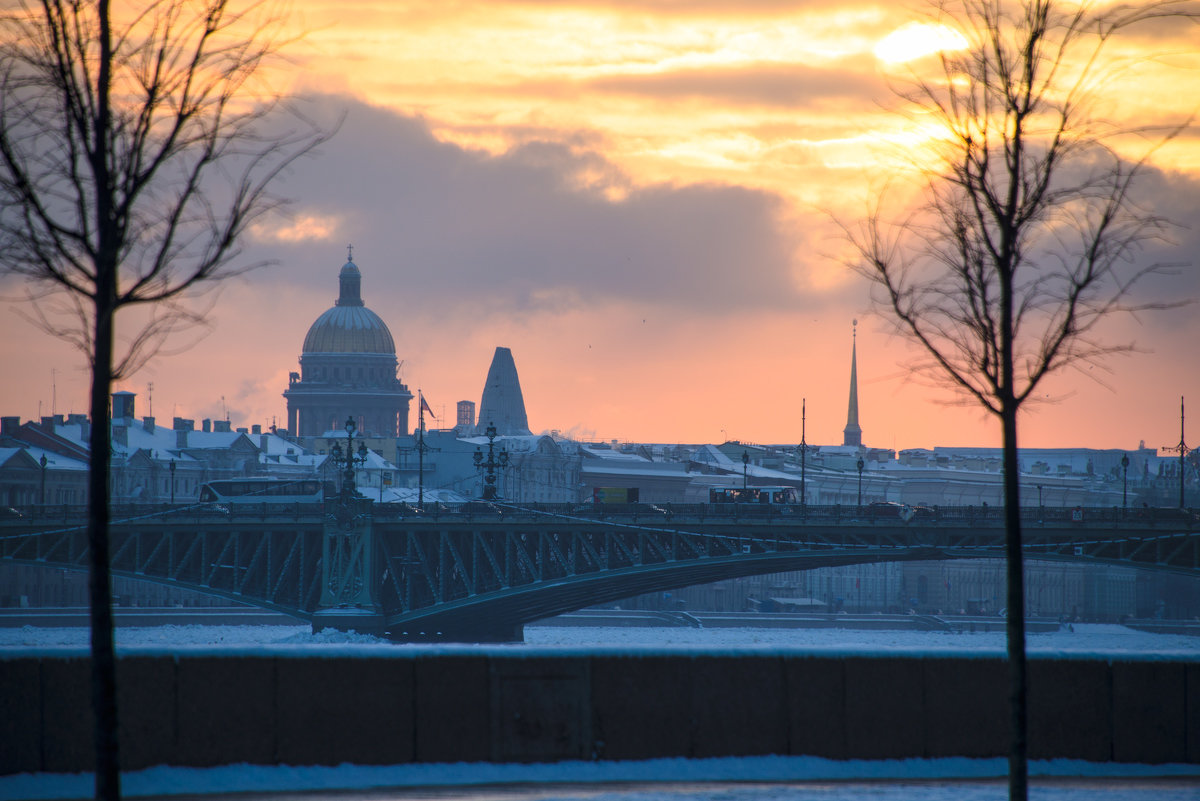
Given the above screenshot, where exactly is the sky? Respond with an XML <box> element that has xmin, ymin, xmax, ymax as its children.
<box><xmin>1</xmin><ymin>0</ymin><xmax>1199</xmax><ymax>450</ymax></box>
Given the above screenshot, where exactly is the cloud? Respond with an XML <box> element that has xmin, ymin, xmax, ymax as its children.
<box><xmin>251</xmin><ymin>213</ymin><xmax>343</xmax><ymax>244</ymax></box>
<box><xmin>584</xmin><ymin>62</ymin><xmax>887</xmax><ymax>107</ymax></box>
<box><xmin>252</xmin><ymin>94</ymin><xmax>811</xmax><ymax>319</ymax></box>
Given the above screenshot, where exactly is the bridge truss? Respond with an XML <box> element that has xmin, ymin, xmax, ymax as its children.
<box><xmin>2</xmin><ymin>504</ymin><xmax>1197</xmax><ymax>640</ymax></box>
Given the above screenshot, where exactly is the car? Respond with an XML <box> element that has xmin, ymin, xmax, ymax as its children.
<box><xmin>0</xmin><ymin>507</ymin><xmax>23</xmax><ymax>520</ymax></box>
<box><xmin>867</xmin><ymin>501</ymin><xmax>908</xmax><ymax>519</ymax></box>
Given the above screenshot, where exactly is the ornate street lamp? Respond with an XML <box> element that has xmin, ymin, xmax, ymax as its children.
<box><xmin>38</xmin><ymin>454</ymin><xmax>47</xmax><ymax>510</ymax></box>
<box><xmin>330</xmin><ymin>416</ymin><xmax>369</xmax><ymax>500</ymax></box>
<box><xmin>856</xmin><ymin>456</ymin><xmax>864</xmax><ymax>510</ymax></box>
<box><xmin>473</xmin><ymin>423</ymin><xmax>509</xmax><ymax>500</ymax></box>
<box><xmin>1121</xmin><ymin>453</ymin><xmax>1130</xmax><ymax>511</ymax></box>
<box><xmin>742</xmin><ymin>450</ymin><xmax>749</xmax><ymax>492</ymax></box>
<box><xmin>169</xmin><ymin>459</ymin><xmax>176</xmax><ymax>505</ymax></box>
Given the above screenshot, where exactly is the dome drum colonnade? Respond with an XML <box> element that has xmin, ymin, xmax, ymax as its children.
<box><xmin>284</xmin><ymin>257</ymin><xmax>412</xmax><ymax>437</ymax></box>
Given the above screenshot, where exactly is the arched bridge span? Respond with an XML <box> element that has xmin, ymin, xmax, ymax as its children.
<box><xmin>2</xmin><ymin>504</ymin><xmax>1197</xmax><ymax>640</ymax></box>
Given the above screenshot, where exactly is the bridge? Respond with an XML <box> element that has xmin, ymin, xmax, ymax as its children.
<box><xmin>2</xmin><ymin>502</ymin><xmax>1197</xmax><ymax>641</ymax></box>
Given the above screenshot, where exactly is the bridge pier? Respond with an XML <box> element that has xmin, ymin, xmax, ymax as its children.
<box><xmin>314</xmin><ymin>495</ymin><xmax>386</xmax><ymax>637</ymax></box>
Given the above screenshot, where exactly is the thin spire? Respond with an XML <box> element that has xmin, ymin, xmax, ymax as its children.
<box><xmin>843</xmin><ymin>320</ymin><xmax>863</xmax><ymax>447</ymax></box>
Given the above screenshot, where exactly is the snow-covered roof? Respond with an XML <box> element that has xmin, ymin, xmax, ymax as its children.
<box><xmin>690</xmin><ymin>444</ymin><xmax>734</xmax><ymax>467</ymax></box>
<box><xmin>581</xmin><ymin>461</ymin><xmax>690</xmax><ymax>478</ymax></box>
<box><xmin>0</xmin><ymin>446</ymin><xmax>88</xmax><ymax>472</ymax></box>
<box><xmin>381</xmin><ymin>486</ymin><xmax>470</xmax><ymax>504</ymax></box>
<box><xmin>581</xmin><ymin>445</ymin><xmax>650</xmax><ymax>462</ymax></box>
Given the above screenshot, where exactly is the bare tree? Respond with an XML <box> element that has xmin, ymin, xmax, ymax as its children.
<box><xmin>0</xmin><ymin>1</ymin><xmax>330</xmax><ymax>798</ymax></box>
<box><xmin>841</xmin><ymin>1</ymin><xmax>1194</xmax><ymax>798</ymax></box>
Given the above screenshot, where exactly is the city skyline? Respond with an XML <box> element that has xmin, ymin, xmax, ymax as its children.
<box><xmin>1</xmin><ymin>1</ymin><xmax>1197</xmax><ymax>450</ymax></box>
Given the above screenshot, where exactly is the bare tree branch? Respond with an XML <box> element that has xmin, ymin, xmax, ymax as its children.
<box><xmin>0</xmin><ymin>3</ymin><xmax>335</xmax><ymax>799</ymax></box>
<box><xmin>838</xmin><ymin>3</ymin><xmax>1197</xmax><ymax>798</ymax></box>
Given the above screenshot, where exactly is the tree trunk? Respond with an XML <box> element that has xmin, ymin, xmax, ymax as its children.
<box><xmin>87</xmin><ymin>293</ymin><xmax>120</xmax><ymax>801</ymax></box>
<box><xmin>89</xmin><ymin>1</ymin><xmax>121</xmax><ymax>796</ymax></box>
<box><xmin>1002</xmin><ymin>402</ymin><xmax>1027</xmax><ymax>801</ymax></box>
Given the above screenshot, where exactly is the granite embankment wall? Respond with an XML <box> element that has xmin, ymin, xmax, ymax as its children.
<box><xmin>2</xmin><ymin>653</ymin><xmax>1198</xmax><ymax>774</ymax></box>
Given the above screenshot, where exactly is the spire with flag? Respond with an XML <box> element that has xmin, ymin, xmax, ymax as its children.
<box><xmin>419</xmin><ymin>391</ymin><xmax>436</xmax><ymax>433</ymax></box>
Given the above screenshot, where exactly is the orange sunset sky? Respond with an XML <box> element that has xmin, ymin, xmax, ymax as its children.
<box><xmin>1</xmin><ymin>0</ymin><xmax>1198</xmax><ymax>451</ymax></box>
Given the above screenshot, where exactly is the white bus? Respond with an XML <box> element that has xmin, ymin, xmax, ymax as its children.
<box><xmin>709</xmin><ymin>486</ymin><xmax>798</xmax><ymax>505</ymax></box>
<box><xmin>198</xmin><ymin>478</ymin><xmax>326</xmax><ymax>504</ymax></box>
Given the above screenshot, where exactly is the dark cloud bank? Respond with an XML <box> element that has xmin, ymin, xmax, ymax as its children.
<box><xmin>251</xmin><ymin>95</ymin><xmax>808</xmax><ymax>319</ymax></box>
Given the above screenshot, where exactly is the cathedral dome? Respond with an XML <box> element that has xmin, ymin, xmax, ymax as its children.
<box><xmin>301</xmin><ymin>259</ymin><xmax>396</xmax><ymax>355</ymax></box>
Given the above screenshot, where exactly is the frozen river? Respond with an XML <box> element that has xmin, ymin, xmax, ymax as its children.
<box><xmin>3</xmin><ymin>622</ymin><xmax>1198</xmax><ymax>801</ymax></box>
<box><xmin>3</xmin><ymin>619</ymin><xmax>1199</xmax><ymax>658</ymax></box>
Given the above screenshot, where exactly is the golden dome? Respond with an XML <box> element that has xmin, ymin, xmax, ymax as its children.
<box><xmin>301</xmin><ymin>260</ymin><xmax>396</xmax><ymax>355</ymax></box>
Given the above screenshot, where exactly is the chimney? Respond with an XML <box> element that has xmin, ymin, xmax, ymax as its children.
<box><xmin>252</xmin><ymin>424</ymin><xmax>262</xmax><ymax>435</ymax></box>
<box><xmin>202</xmin><ymin>419</ymin><xmax>212</xmax><ymax>433</ymax></box>
<box><xmin>143</xmin><ymin>416</ymin><xmax>155</xmax><ymax>434</ymax></box>
<box><xmin>214</xmin><ymin>420</ymin><xmax>231</xmax><ymax>433</ymax></box>
<box><xmin>1</xmin><ymin>417</ymin><xmax>19</xmax><ymax>436</ymax></box>
<box><xmin>259</xmin><ymin>434</ymin><xmax>269</xmax><ymax>451</ymax></box>
<box><xmin>111</xmin><ymin>391</ymin><xmax>136</xmax><ymax>421</ymax></box>
<box><xmin>113</xmin><ymin>425</ymin><xmax>128</xmax><ymax>447</ymax></box>
<box><xmin>40</xmin><ymin>416</ymin><xmax>56</xmax><ymax>429</ymax></box>
<box><xmin>176</xmin><ymin>429</ymin><xmax>188</xmax><ymax>449</ymax></box>
<box><xmin>80</xmin><ymin>419</ymin><xmax>90</xmax><ymax>442</ymax></box>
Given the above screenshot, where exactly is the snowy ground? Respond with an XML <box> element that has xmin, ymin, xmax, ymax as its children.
<box><xmin>3</xmin><ymin>755</ymin><xmax>1200</xmax><ymax>801</ymax></box>
<box><xmin>2</xmin><ymin>620</ymin><xmax>1199</xmax><ymax>658</ymax></box>
<box><xmin>3</xmin><ymin>623</ymin><xmax>1198</xmax><ymax>800</ymax></box>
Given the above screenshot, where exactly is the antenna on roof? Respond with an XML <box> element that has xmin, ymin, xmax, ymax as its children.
<box><xmin>221</xmin><ymin>395</ymin><xmax>228</xmax><ymax>421</ymax></box>
<box><xmin>51</xmin><ymin>368</ymin><xmax>57</xmax><ymax>416</ymax></box>
<box><xmin>147</xmin><ymin>382</ymin><xmax>153</xmax><ymax>417</ymax></box>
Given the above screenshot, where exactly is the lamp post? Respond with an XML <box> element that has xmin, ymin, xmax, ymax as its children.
<box><xmin>1121</xmin><ymin>453</ymin><xmax>1130</xmax><ymax>512</ymax></box>
<box><xmin>169</xmin><ymin>459</ymin><xmax>176</xmax><ymax>505</ymax></box>
<box><xmin>473</xmin><ymin>423</ymin><xmax>509</xmax><ymax>501</ymax></box>
<box><xmin>800</xmin><ymin>399</ymin><xmax>807</xmax><ymax>510</ymax></box>
<box><xmin>742</xmin><ymin>450</ymin><xmax>749</xmax><ymax>492</ymax></box>
<box><xmin>856</xmin><ymin>456</ymin><xmax>864</xmax><ymax>510</ymax></box>
<box><xmin>38</xmin><ymin>454</ymin><xmax>47</xmax><ymax>511</ymax></box>
<box><xmin>330</xmin><ymin>416</ymin><xmax>368</xmax><ymax>501</ymax></box>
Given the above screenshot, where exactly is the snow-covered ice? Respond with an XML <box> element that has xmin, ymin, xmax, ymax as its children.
<box><xmin>2</xmin><ymin>621</ymin><xmax>1198</xmax><ymax>658</ymax></box>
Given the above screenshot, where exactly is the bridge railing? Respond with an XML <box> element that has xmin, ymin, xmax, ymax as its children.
<box><xmin>2</xmin><ymin>501</ymin><xmax>1195</xmax><ymax>529</ymax></box>
<box><xmin>366</xmin><ymin>501</ymin><xmax>1197</xmax><ymax>528</ymax></box>
<box><xmin>0</xmin><ymin>501</ymin><xmax>330</xmax><ymax>525</ymax></box>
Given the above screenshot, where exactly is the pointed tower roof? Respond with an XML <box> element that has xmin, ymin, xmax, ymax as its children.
<box><xmin>476</xmin><ymin>346</ymin><xmax>532</xmax><ymax>436</ymax></box>
<box><xmin>842</xmin><ymin>320</ymin><xmax>863</xmax><ymax>447</ymax></box>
